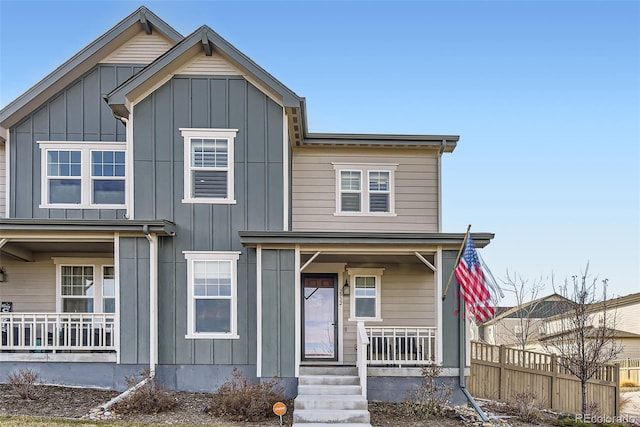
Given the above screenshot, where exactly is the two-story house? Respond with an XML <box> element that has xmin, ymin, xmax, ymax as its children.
<box><xmin>0</xmin><ymin>7</ymin><xmax>494</xmax><ymax>417</ymax></box>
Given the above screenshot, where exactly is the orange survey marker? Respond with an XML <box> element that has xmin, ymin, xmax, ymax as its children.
<box><xmin>273</xmin><ymin>401</ymin><xmax>287</xmax><ymax>416</ymax></box>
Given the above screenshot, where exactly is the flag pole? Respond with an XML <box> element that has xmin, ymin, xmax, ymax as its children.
<box><xmin>442</xmin><ymin>224</ymin><xmax>472</xmax><ymax>301</ymax></box>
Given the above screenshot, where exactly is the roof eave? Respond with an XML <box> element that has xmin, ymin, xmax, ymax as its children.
<box><xmin>0</xmin><ymin>218</ymin><xmax>176</xmax><ymax>236</ymax></box>
<box><xmin>301</xmin><ymin>133</ymin><xmax>459</xmax><ymax>151</ymax></box>
<box><xmin>106</xmin><ymin>26</ymin><xmax>302</xmax><ymax>116</ymax></box>
<box><xmin>238</xmin><ymin>231</ymin><xmax>494</xmax><ymax>248</ymax></box>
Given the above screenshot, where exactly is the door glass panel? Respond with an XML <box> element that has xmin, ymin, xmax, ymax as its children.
<box><xmin>304</xmin><ymin>277</ymin><xmax>336</xmax><ymax>359</ymax></box>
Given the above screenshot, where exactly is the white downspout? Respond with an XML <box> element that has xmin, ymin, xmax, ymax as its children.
<box><xmin>143</xmin><ymin>225</ymin><xmax>158</xmax><ymax>377</ymax></box>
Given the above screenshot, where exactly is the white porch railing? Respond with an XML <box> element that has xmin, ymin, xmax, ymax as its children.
<box><xmin>1</xmin><ymin>313</ymin><xmax>116</xmax><ymax>352</ymax></box>
<box><xmin>356</xmin><ymin>321</ymin><xmax>369</xmax><ymax>397</ymax></box>
<box><xmin>365</xmin><ymin>326</ymin><xmax>436</xmax><ymax>366</ymax></box>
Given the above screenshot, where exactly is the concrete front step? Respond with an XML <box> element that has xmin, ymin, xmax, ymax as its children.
<box><xmin>293</xmin><ymin>409</ymin><xmax>370</xmax><ymax>424</ymax></box>
<box><xmin>297</xmin><ymin>384</ymin><xmax>362</xmax><ymax>395</ymax></box>
<box><xmin>292</xmin><ymin>424</ymin><xmax>372</xmax><ymax>427</ymax></box>
<box><xmin>299</xmin><ymin>375</ymin><xmax>359</xmax><ymax>385</ymax></box>
<box><xmin>294</xmin><ymin>394</ymin><xmax>368</xmax><ymax>410</ymax></box>
<box><xmin>295</xmin><ymin>366</ymin><xmax>370</xmax><ymax>425</ymax></box>
<box><xmin>299</xmin><ymin>366</ymin><xmax>358</xmax><ymax>376</ymax></box>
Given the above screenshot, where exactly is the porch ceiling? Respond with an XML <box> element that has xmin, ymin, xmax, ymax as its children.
<box><xmin>0</xmin><ymin>241</ymin><xmax>114</xmax><ymax>262</ymax></box>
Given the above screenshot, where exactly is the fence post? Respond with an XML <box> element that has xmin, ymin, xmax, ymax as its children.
<box><xmin>499</xmin><ymin>345</ymin><xmax>506</xmax><ymax>401</ymax></box>
<box><xmin>614</xmin><ymin>363</ymin><xmax>620</xmax><ymax>416</ymax></box>
<box><xmin>550</xmin><ymin>354</ymin><xmax>557</xmax><ymax>411</ymax></box>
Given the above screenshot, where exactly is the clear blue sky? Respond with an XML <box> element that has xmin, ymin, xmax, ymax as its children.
<box><xmin>1</xmin><ymin>1</ymin><xmax>638</xmax><ymax>304</ymax></box>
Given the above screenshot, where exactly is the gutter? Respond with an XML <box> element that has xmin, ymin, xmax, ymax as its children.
<box><xmin>94</xmin><ymin>224</ymin><xmax>163</xmax><ymax>413</ymax></box>
<box><xmin>459</xmin><ymin>304</ymin><xmax>489</xmax><ymax>422</ymax></box>
<box><xmin>143</xmin><ymin>225</ymin><xmax>158</xmax><ymax>378</ymax></box>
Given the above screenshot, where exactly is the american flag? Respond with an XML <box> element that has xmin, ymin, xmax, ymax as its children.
<box><xmin>455</xmin><ymin>236</ymin><xmax>496</xmax><ymax>322</ymax></box>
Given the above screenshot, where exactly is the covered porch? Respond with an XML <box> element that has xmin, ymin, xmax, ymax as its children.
<box><xmin>298</xmin><ymin>250</ymin><xmax>442</xmax><ymax>369</ymax></box>
<box><xmin>0</xmin><ymin>219</ymin><xmax>175</xmax><ymax>360</ymax></box>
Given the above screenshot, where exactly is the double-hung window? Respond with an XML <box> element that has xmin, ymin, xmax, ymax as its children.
<box><xmin>184</xmin><ymin>251</ymin><xmax>241</xmax><ymax>339</ymax></box>
<box><xmin>39</xmin><ymin>142</ymin><xmax>126</xmax><ymax>208</ymax></box>
<box><xmin>181</xmin><ymin>129</ymin><xmax>238</xmax><ymax>204</ymax></box>
<box><xmin>348</xmin><ymin>268</ymin><xmax>384</xmax><ymax>321</ymax></box>
<box><xmin>334</xmin><ymin>163</ymin><xmax>396</xmax><ymax>215</ymax></box>
<box><xmin>91</xmin><ymin>151</ymin><xmax>125</xmax><ymax>205</ymax></box>
<box><xmin>53</xmin><ymin>258</ymin><xmax>116</xmax><ymax>314</ymax></box>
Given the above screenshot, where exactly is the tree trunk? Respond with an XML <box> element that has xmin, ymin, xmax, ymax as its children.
<box><xmin>581</xmin><ymin>379</ymin><xmax>588</xmax><ymax>417</ymax></box>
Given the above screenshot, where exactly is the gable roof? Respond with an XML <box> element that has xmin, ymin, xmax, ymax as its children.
<box><xmin>0</xmin><ymin>7</ymin><xmax>183</xmax><ymax>129</ymax></box>
<box><xmin>106</xmin><ymin>25</ymin><xmax>302</xmax><ymax>117</ymax></box>
<box><xmin>540</xmin><ymin>325</ymin><xmax>640</xmax><ymax>342</ymax></box>
<box><xmin>482</xmin><ymin>293</ymin><xmax>574</xmax><ymax>325</ymax></box>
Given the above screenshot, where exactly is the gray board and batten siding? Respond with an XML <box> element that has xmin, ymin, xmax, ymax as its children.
<box><xmin>131</xmin><ymin>74</ymin><xmax>285</xmax><ymax>366</ymax></box>
<box><xmin>9</xmin><ymin>64</ymin><xmax>143</xmax><ymax>219</ymax></box>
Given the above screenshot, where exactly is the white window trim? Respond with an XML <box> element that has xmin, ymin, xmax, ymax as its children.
<box><xmin>180</xmin><ymin>128</ymin><xmax>238</xmax><ymax>204</ymax></box>
<box><xmin>53</xmin><ymin>257</ymin><xmax>115</xmax><ymax>313</ymax></box>
<box><xmin>183</xmin><ymin>251</ymin><xmax>241</xmax><ymax>339</ymax></box>
<box><xmin>38</xmin><ymin>141</ymin><xmax>127</xmax><ymax>209</ymax></box>
<box><xmin>332</xmin><ymin>163</ymin><xmax>397</xmax><ymax>216</ymax></box>
<box><xmin>347</xmin><ymin>267</ymin><xmax>384</xmax><ymax>322</ymax></box>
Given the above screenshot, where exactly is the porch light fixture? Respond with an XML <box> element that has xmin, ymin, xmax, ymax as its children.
<box><xmin>343</xmin><ymin>278</ymin><xmax>350</xmax><ymax>296</ymax></box>
<box><xmin>0</xmin><ymin>267</ymin><xmax>5</xmax><ymax>282</ymax></box>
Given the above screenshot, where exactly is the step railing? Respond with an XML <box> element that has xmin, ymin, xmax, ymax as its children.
<box><xmin>1</xmin><ymin>313</ymin><xmax>116</xmax><ymax>352</ymax></box>
<box><xmin>356</xmin><ymin>321</ymin><xmax>369</xmax><ymax>397</ymax></box>
<box><xmin>365</xmin><ymin>326</ymin><xmax>436</xmax><ymax>366</ymax></box>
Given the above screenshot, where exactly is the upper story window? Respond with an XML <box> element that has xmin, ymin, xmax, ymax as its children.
<box><xmin>181</xmin><ymin>128</ymin><xmax>238</xmax><ymax>204</ymax></box>
<box><xmin>333</xmin><ymin>163</ymin><xmax>397</xmax><ymax>216</ymax></box>
<box><xmin>39</xmin><ymin>142</ymin><xmax>126</xmax><ymax>209</ymax></box>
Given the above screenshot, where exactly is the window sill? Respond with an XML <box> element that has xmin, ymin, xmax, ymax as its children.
<box><xmin>334</xmin><ymin>212</ymin><xmax>397</xmax><ymax>217</ymax></box>
<box><xmin>182</xmin><ymin>198</ymin><xmax>237</xmax><ymax>205</ymax></box>
<box><xmin>185</xmin><ymin>333</ymin><xmax>240</xmax><ymax>340</ymax></box>
<box><xmin>348</xmin><ymin>318</ymin><xmax>383</xmax><ymax>322</ymax></box>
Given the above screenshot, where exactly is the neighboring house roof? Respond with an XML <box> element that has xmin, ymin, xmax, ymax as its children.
<box><xmin>0</xmin><ymin>7</ymin><xmax>183</xmax><ymax>129</ymax></box>
<box><xmin>238</xmin><ymin>231</ymin><xmax>494</xmax><ymax>248</ymax></box>
<box><xmin>544</xmin><ymin>292</ymin><xmax>640</xmax><ymax>322</ymax></box>
<box><xmin>106</xmin><ymin>25</ymin><xmax>303</xmax><ymax>116</ymax></box>
<box><xmin>588</xmin><ymin>292</ymin><xmax>640</xmax><ymax>312</ymax></box>
<box><xmin>539</xmin><ymin>325</ymin><xmax>640</xmax><ymax>342</ymax></box>
<box><xmin>482</xmin><ymin>293</ymin><xmax>574</xmax><ymax>325</ymax></box>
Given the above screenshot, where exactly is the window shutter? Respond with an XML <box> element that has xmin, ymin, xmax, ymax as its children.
<box><xmin>193</xmin><ymin>171</ymin><xmax>227</xmax><ymax>198</ymax></box>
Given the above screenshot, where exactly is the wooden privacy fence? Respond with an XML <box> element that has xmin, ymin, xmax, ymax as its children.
<box><xmin>469</xmin><ymin>342</ymin><xmax>619</xmax><ymax>416</ymax></box>
<box><xmin>614</xmin><ymin>358</ymin><xmax>640</xmax><ymax>386</ymax></box>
